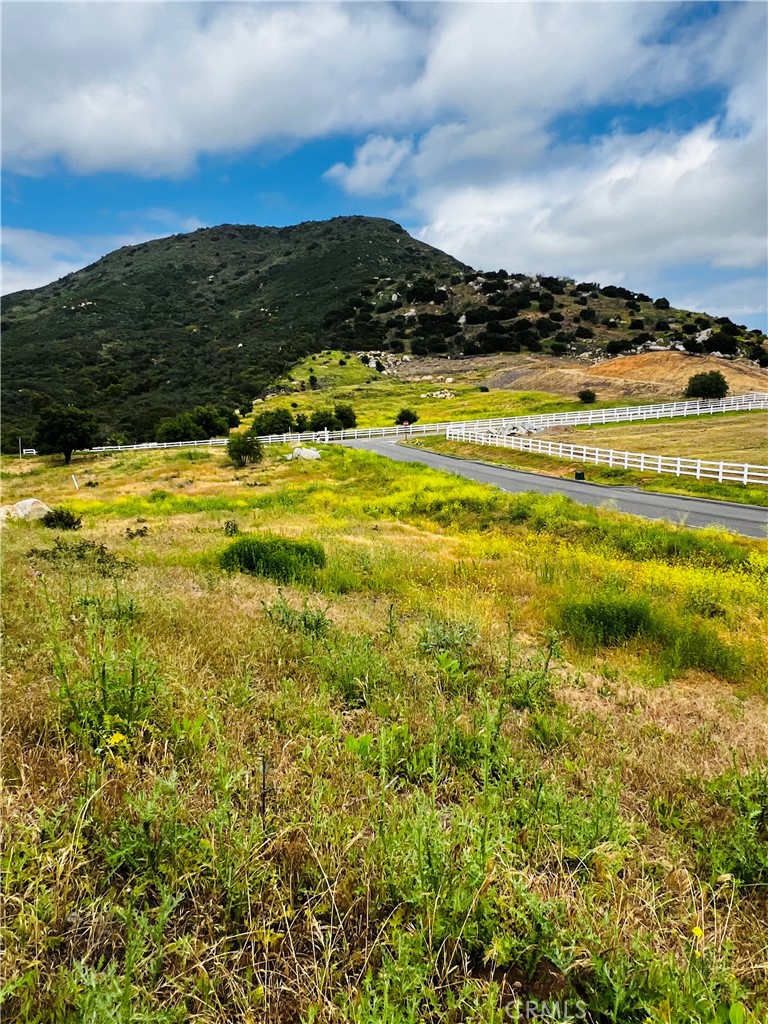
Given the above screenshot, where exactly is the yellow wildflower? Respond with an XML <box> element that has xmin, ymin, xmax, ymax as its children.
<box><xmin>107</xmin><ymin>732</ymin><xmax>128</xmax><ymax>746</ymax></box>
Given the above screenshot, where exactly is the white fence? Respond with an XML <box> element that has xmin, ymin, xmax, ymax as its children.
<box><xmin>444</xmin><ymin>427</ymin><xmax>768</xmax><ymax>487</ymax></box>
<box><xmin>87</xmin><ymin>392</ymin><xmax>768</xmax><ymax>453</ymax></box>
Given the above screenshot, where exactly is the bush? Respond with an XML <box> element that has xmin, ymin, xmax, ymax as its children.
<box><xmin>577</xmin><ymin>389</ymin><xmax>597</xmax><ymax>404</ymax></box>
<box><xmin>220</xmin><ymin>535</ymin><xmax>326</xmax><ymax>584</ymax></box>
<box><xmin>395</xmin><ymin>408</ymin><xmax>419</xmax><ymax>425</ymax></box>
<box><xmin>558</xmin><ymin>591</ymin><xmax>655</xmax><ymax>648</ymax></box>
<box><xmin>227</xmin><ymin>432</ymin><xmax>263</xmax><ymax>467</ymax></box>
<box><xmin>42</xmin><ymin>506</ymin><xmax>83</xmax><ymax>531</ymax></box>
<box><xmin>333</xmin><ymin>403</ymin><xmax>357</xmax><ymax>429</ymax></box>
<box><xmin>684</xmin><ymin>371</ymin><xmax>729</xmax><ymax>400</ymax></box>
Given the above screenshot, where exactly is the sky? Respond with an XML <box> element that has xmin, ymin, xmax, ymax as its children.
<box><xmin>2</xmin><ymin>1</ymin><xmax>767</xmax><ymax>331</ymax></box>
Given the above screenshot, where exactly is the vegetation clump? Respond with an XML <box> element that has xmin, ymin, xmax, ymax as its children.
<box><xmin>219</xmin><ymin>533</ymin><xmax>326</xmax><ymax>583</ymax></box>
<box><xmin>226</xmin><ymin>431</ymin><xmax>263</xmax><ymax>467</ymax></box>
<box><xmin>577</xmin><ymin>388</ymin><xmax>597</xmax><ymax>404</ymax></box>
<box><xmin>395</xmin><ymin>407</ymin><xmax>419</xmax><ymax>424</ymax></box>
<box><xmin>42</xmin><ymin>506</ymin><xmax>82</xmax><ymax>531</ymax></box>
<box><xmin>685</xmin><ymin>370</ymin><xmax>729</xmax><ymax>400</ymax></box>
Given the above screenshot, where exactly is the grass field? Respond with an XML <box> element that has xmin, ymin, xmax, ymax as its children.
<box><xmin>553</xmin><ymin>412</ymin><xmax>768</xmax><ymax>464</ymax></box>
<box><xmin>3</xmin><ymin>444</ymin><xmax>768</xmax><ymax>1023</ymax></box>
<box><xmin>248</xmin><ymin>351</ymin><xmax>652</xmax><ymax>430</ymax></box>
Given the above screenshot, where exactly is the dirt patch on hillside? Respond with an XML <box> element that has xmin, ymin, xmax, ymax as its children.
<box><xmin>389</xmin><ymin>351</ymin><xmax>767</xmax><ymax>400</ymax></box>
<box><xmin>488</xmin><ymin>353</ymin><xmax>767</xmax><ymax>399</ymax></box>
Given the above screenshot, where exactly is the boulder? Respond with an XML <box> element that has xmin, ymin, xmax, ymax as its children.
<box><xmin>286</xmin><ymin>447</ymin><xmax>321</xmax><ymax>462</ymax></box>
<box><xmin>0</xmin><ymin>498</ymin><xmax>53</xmax><ymax>522</ymax></box>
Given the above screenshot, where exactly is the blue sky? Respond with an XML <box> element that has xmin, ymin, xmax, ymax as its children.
<box><xmin>2</xmin><ymin>1</ymin><xmax>766</xmax><ymax>330</ymax></box>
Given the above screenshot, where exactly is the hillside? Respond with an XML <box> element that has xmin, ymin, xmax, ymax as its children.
<box><xmin>3</xmin><ymin>216</ymin><xmax>766</xmax><ymax>449</ymax></box>
<box><xmin>1</xmin><ymin>217</ymin><xmax>468</xmax><ymax>448</ymax></box>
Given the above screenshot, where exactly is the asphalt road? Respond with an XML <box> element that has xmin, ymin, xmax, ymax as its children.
<box><xmin>343</xmin><ymin>438</ymin><xmax>768</xmax><ymax>539</ymax></box>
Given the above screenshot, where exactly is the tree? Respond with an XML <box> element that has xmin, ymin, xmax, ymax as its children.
<box><xmin>227</xmin><ymin>432</ymin><xmax>263</xmax><ymax>468</ymax></box>
<box><xmin>156</xmin><ymin>413</ymin><xmax>208</xmax><ymax>443</ymax></box>
<box><xmin>577</xmin><ymin>389</ymin><xmax>597</xmax><ymax>404</ymax></box>
<box><xmin>308</xmin><ymin>409</ymin><xmax>341</xmax><ymax>432</ymax></box>
<box><xmin>190</xmin><ymin>405</ymin><xmax>229</xmax><ymax>436</ymax></box>
<box><xmin>395</xmin><ymin>408</ymin><xmax>419</xmax><ymax>425</ymax></box>
<box><xmin>684</xmin><ymin>371</ymin><xmax>729</xmax><ymax>400</ymax></box>
<box><xmin>333</xmin><ymin>403</ymin><xmax>357</xmax><ymax>429</ymax></box>
<box><xmin>252</xmin><ymin>408</ymin><xmax>295</xmax><ymax>436</ymax></box>
<box><xmin>35</xmin><ymin>405</ymin><xmax>98</xmax><ymax>464</ymax></box>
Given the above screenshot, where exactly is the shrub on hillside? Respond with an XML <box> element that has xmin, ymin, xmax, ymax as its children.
<box><xmin>684</xmin><ymin>371</ymin><xmax>729</xmax><ymax>400</ymax></box>
<box><xmin>395</xmin><ymin>408</ymin><xmax>419</xmax><ymax>425</ymax></box>
<box><xmin>333</xmin><ymin>403</ymin><xmax>357</xmax><ymax>429</ymax></box>
<box><xmin>227</xmin><ymin>432</ymin><xmax>263</xmax><ymax>468</ymax></box>
<box><xmin>220</xmin><ymin>535</ymin><xmax>325</xmax><ymax>584</ymax></box>
<box><xmin>577</xmin><ymin>389</ymin><xmax>597</xmax><ymax>404</ymax></box>
<box><xmin>42</xmin><ymin>507</ymin><xmax>82</xmax><ymax>531</ymax></box>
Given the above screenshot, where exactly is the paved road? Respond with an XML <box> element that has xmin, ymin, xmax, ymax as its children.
<box><xmin>343</xmin><ymin>438</ymin><xmax>768</xmax><ymax>539</ymax></box>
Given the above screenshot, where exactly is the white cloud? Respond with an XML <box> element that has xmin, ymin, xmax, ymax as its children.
<box><xmin>325</xmin><ymin>136</ymin><xmax>412</xmax><ymax>195</ymax></box>
<box><xmin>1</xmin><ymin>3</ymin><xmax>423</xmax><ymax>175</ymax></box>
<box><xmin>2</xmin><ymin>2</ymin><xmax>765</xmax><ymax>323</ymax></box>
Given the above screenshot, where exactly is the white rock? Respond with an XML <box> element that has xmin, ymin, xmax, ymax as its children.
<box><xmin>0</xmin><ymin>498</ymin><xmax>53</xmax><ymax>522</ymax></box>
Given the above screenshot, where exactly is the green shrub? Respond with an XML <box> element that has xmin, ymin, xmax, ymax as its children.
<box><xmin>557</xmin><ymin>590</ymin><xmax>655</xmax><ymax>647</ymax></box>
<box><xmin>42</xmin><ymin>506</ymin><xmax>82</xmax><ymax>531</ymax></box>
<box><xmin>577</xmin><ymin>388</ymin><xmax>597</xmax><ymax>404</ymax></box>
<box><xmin>219</xmin><ymin>534</ymin><xmax>325</xmax><ymax>583</ymax></box>
<box><xmin>227</xmin><ymin>431</ymin><xmax>263</xmax><ymax>467</ymax></box>
<box><xmin>684</xmin><ymin>370</ymin><xmax>729</xmax><ymax>400</ymax></box>
<box><xmin>395</xmin><ymin>408</ymin><xmax>419</xmax><ymax>425</ymax></box>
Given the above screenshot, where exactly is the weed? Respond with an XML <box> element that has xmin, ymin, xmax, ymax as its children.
<box><xmin>262</xmin><ymin>592</ymin><xmax>331</xmax><ymax>638</ymax></box>
<box><xmin>418</xmin><ymin>613</ymin><xmax>478</xmax><ymax>669</ymax></box>
<box><xmin>27</xmin><ymin>538</ymin><xmax>135</xmax><ymax>578</ymax></box>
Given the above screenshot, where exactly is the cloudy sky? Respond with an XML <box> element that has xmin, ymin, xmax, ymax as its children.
<box><xmin>2</xmin><ymin>1</ymin><xmax>767</xmax><ymax>329</ymax></box>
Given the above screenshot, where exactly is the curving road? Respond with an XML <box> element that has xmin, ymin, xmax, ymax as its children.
<box><xmin>343</xmin><ymin>438</ymin><xmax>768</xmax><ymax>539</ymax></box>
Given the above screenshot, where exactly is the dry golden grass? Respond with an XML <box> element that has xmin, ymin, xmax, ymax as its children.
<box><xmin>545</xmin><ymin>412</ymin><xmax>768</xmax><ymax>463</ymax></box>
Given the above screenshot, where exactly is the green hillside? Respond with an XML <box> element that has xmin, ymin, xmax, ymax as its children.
<box><xmin>1</xmin><ymin>217</ymin><xmax>467</xmax><ymax>448</ymax></box>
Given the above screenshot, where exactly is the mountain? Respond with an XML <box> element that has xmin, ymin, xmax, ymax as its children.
<box><xmin>2</xmin><ymin>215</ymin><xmax>765</xmax><ymax>449</ymax></box>
<box><xmin>1</xmin><ymin>216</ymin><xmax>468</xmax><ymax>448</ymax></box>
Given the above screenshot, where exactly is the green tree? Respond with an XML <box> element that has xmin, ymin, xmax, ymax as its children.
<box><xmin>252</xmin><ymin>408</ymin><xmax>295</xmax><ymax>436</ymax></box>
<box><xmin>190</xmin><ymin>405</ymin><xmax>229</xmax><ymax>436</ymax></box>
<box><xmin>156</xmin><ymin>413</ymin><xmax>208</xmax><ymax>443</ymax></box>
<box><xmin>333</xmin><ymin>403</ymin><xmax>357</xmax><ymax>429</ymax></box>
<box><xmin>395</xmin><ymin>408</ymin><xmax>419</xmax><ymax>425</ymax></box>
<box><xmin>227</xmin><ymin>432</ymin><xmax>263</xmax><ymax>468</ymax></box>
<box><xmin>684</xmin><ymin>371</ymin><xmax>729</xmax><ymax>400</ymax></box>
<box><xmin>34</xmin><ymin>405</ymin><xmax>98</xmax><ymax>465</ymax></box>
<box><xmin>308</xmin><ymin>409</ymin><xmax>342</xmax><ymax>432</ymax></box>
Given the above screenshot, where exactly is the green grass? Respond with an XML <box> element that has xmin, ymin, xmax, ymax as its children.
<box><xmin>3</xmin><ymin>444</ymin><xmax>768</xmax><ymax>1023</ymax></box>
